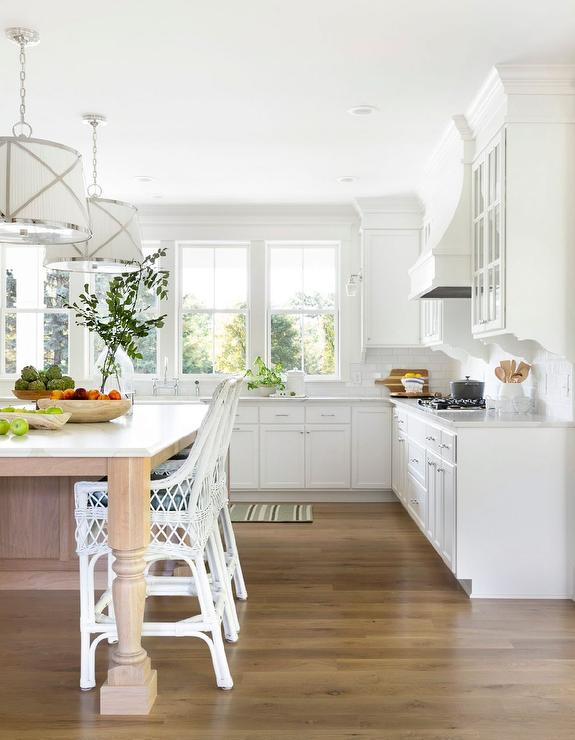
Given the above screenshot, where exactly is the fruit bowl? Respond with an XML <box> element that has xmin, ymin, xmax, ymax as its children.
<box><xmin>12</xmin><ymin>390</ymin><xmax>52</xmax><ymax>401</ymax></box>
<box><xmin>0</xmin><ymin>409</ymin><xmax>71</xmax><ymax>430</ymax></box>
<box><xmin>37</xmin><ymin>398</ymin><xmax>131</xmax><ymax>423</ymax></box>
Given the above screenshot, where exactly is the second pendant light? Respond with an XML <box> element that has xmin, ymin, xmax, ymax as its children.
<box><xmin>44</xmin><ymin>114</ymin><xmax>144</xmax><ymax>273</ymax></box>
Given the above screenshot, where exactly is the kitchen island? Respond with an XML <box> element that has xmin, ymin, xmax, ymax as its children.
<box><xmin>0</xmin><ymin>403</ymin><xmax>207</xmax><ymax>715</ymax></box>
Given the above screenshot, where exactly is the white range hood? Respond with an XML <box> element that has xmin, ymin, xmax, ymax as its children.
<box><xmin>409</xmin><ymin>115</ymin><xmax>474</xmax><ymax>299</ymax></box>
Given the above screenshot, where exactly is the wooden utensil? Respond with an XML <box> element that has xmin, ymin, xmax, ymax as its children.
<box><xmin>500</xmin><ymin>360</ymin><xmax>513</xmax><ymax>382</ymax></box>
<box><xmin>516</xmin><ymin>361</ymin><xmax>531</xmax><ymax>382</ymax></box>
<box><xmin>495</xmin><ymin>366</ymin><xmax>507</xmax><ymax>383</ymax></box>
<box><xmin>510</xmin><ymin>360</ymin><xmax>516</xmax><ymax>376</ymax></box>
<box><xmin>511</xmin><ymin>373</ymin><xmax>523</xmax><ymax>383</ymax></box>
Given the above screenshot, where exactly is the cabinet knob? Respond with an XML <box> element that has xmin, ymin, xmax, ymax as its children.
<box><xmin>437</xmin><ymin>468</ymin><xmax>445</xmax><ymax>474</ymax></box>
<box><xmin>398</xmin><ymin>438</ymin><xmax>404</xmax><ymax>443</ymax></box>
<box><xmin>426</xmin><ymin>435</ymin><xmax>436</xmax><ymax>441</ymax></box>
<box><xmin>233</xmin><ymin>427</ymin><xmax>240</xmax><ymax>431</ymax></box>
<box><xmin>410</xmin><ymin>458</ymin><xmax>419</xmax><ymax>464</ymax></box>
<box><xmin>440</xmin><ymin>443</ymin><xmax>450</xmax><ymax>449</ymax></box>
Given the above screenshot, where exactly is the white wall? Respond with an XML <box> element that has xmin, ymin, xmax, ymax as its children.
<box><xmin>458</xmin><ymin>343</ymin><xmax>574</xmax><ymax>420</ymax></box>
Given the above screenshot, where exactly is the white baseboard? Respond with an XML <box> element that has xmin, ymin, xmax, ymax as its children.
<box><xmin>230</xmin><ymin>489</ymin><xmax>397</xmax><ymax>503</ymax></box>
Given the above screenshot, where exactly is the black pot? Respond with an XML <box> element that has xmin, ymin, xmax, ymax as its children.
<box><xmin>449</xmin><ymin>376</ymin><xmax>485</xmax><ymax>400</ymax></box>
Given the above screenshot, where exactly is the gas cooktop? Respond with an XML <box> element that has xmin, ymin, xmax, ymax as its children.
<box><xmin>417</xmin><ymin>397</ymin><xmax>486</xmax><ymax>411</ymax></box>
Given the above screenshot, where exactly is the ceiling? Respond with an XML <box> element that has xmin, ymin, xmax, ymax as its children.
<box><xmin>1</xmin><ymin>1</ymin><xmax>574</xmax><ymax>205</ymax></box>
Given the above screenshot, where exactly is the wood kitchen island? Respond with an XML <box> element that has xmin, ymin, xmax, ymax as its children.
<box><xmin>0</xmin><ymin>403</ymin><xmax>207</xmax><ymax>715</ymax></box>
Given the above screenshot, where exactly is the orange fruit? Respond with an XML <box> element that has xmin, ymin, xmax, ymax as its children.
<box><xmin>108</xmin><ymin>389</ymin><xmax>122</xmax><ymax>400</ymax></box>
<box><xmin>98</xmin><ymin>394</ymin><xmax>110</xmax><ymax>400</ymax></box>
<box><xmin>50</xmin><ymin>390</ymin><xmax>64</xmax><ymax>400</ymax></box>
<box><xmin>87</xmin><ymin>389</ymin><xmax>100</xmax><ymax>400</ymax></box>
<box><xmin>62</xmin><ymin>388</ymin><xmax>76</xmax><ymax>400</ymax></box>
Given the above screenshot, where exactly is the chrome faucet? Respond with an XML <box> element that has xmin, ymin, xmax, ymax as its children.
<box><xmin>194</xmin><ymin>380</ymin><xmax>200</xmax><ymax>397</ymax></box>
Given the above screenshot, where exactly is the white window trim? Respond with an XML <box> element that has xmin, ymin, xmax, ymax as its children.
<box><xmin>265</xmin><ymin>241</ymin><xmax>341</xmax><ymax>381</ymax></box>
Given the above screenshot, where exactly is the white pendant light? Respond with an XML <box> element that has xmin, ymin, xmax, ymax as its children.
<box><xmin>44</xmin><ymin>114</ymin><xmax>144</xmax><ymax>273</ymax></box>
<box><xmin>0</xmin><ymin>28</ymin><xmax>91</xmax><ymax>245</ymax></box>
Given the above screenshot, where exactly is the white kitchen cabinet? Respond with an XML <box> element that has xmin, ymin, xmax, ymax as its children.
<box><xmin>472</xmin><ymin>131</ymin><xmax>505</xmax><ymax>335</ymax></box>
<box><xmin>425</xmin><ymin>449</ymin><xmax>456</xmax><ymax>573</ymax></box>
<box><xmin>229</xmin><ymin>424</ymin><xmax>259</xmax><ymax>490</ymax></box>
<box><xmin>406</xmin><ymin>472</ymin><xmax>426</xmax><ymax>530</ymax></box>
<box><xmin>305</xmin><ymin>425</ymin><xmax>351</xmax><ymax>489</ymax></box>
<box><xmin>391</xmin><ymin>415</ymin><xmax>407</xmax><ymax>503</ymax></box>
<box><xmin>259</xmin><ymin>425</ymin><xmax>305</xmax><ymax>489</ymax></box>
<box><xmin>362</xmin><ymin>229</ymin><xmax>420</xmax><ymax>347</ymax></box>
<box><xmin>352</xmin><ymin>406</ymin><xmax>391</xmax><ymax>489</ymax></box>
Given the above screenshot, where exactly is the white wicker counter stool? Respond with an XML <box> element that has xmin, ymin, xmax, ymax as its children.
<box><xmin>153</xmin><ymin>377</ymin><xmax>248</xmax><ymax>603</ymax></box>
<box><xmin>74</xmin><ymin>379</ymin><xmax>238</xmax><ymax>691</ymax></box>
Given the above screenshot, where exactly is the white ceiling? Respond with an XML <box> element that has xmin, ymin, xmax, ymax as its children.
<box><xmin>1</xmin><ymin>0</ymin><xmax>574</xmax><ymax>205</ymax></box>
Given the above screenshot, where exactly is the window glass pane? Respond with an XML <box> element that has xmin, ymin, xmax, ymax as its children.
<box><xmin>4</xmin><ymin>246</ymin><xmax>69</xmax><ymax>309</ymax></box>
<box><xmin>43</xmin><ymin>313</ymin><xmax>69</xmax><ymax>371</ymax></box>
<box><xmin>4</xmin><ymin>315</ymin><xmax>16</xmax><ymax>374</ymax></box>
<box><xmin>303</xmin><ymin>248</ymin><xmax>336</xmax><ymax>309</ymax></box>
<box><xmin>182</xmin><ymin>313</ymin><xmax>213</xmax><ymax>374</ymax></box>
<box><xmin>303</xmin><ymin>313</ymin><xmax>335</xmax><ymax>375</ymax></box>
<box><xmin>214</xmin><ymin>313</ymin><xmax>247</xmax><ymax>373</ymax></box>
<box><xmin>269</xmin><ymin>248</ymin><xmax>303</xmax><ymax>309</ymax></box>
<box><xmin>182</xmin><ymin>248</ymin><xmax>214</xmax><ymax>309</ymax></box>
<box><xmin>270</xmin><ymin>313</ymin><xmax>302</xmax><ymax>370</ymax></box>
<box><xmin>214</xmin><ymin>248</ymin><xmax>247</xmax><ymax>309</ymax></box>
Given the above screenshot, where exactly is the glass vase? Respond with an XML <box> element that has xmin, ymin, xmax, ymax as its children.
<box><xmin>94</xmin><ymin>345</ymin><xmax>134</xmax><ymax>398</ymax></box>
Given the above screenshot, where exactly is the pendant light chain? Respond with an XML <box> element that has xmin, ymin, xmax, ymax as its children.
<box><xmin>87</xmin><ymin>119</ymin><xmax>103</xmax><ymax>198</ymax></box>
<box><xmin>12</xmin><ymin>33</ymin><xmax>32</xmax><ymax>138</ymax></box>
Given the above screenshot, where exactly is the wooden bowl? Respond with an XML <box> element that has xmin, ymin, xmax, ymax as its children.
<box><xmin>0</xmin><ymin>410</ymin><xmax>72</xmax><ymax>430</ymax></box>
<box><xmin>12</xmin><ymin>390</ymin><xmax>52</xmax><ymax>401</ymax></box>
<box><xmin>37</xmin><ymin>398</ymin><xmax>132</xmax><ymax>423</ymax></box>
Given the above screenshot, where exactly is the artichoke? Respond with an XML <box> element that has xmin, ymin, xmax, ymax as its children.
<box><xmin>38</xmin><ymin>370</ymin><xmax>49</xmax><ymax>385</ymax></box>
<box><xmin>61</xmin><ymin>376</ymin><xmax>75</xmax><ymax>390</ymax></box>
<box><xmin>27</xmin><ymin>379</ymin><xmax>47</xmax><ymax>391</ymax></box>
<box><xmin>14</xmin><ymin>379</ymin><xmax>29</xmax><ymax>390</ymax></box>
<box><xmin>20</xmin><ymin>366</ymin><xmax>38</xmax><ymax>382</ymax></box>
<box><xmin>47</xmin><ymin>379</ymin><xmax>66</xmax><ymax>391</ymax></box>
<box><xmin>45</xmin><ymin>364</ymin><xmax>62</xmax><ymax>380</ymax></box>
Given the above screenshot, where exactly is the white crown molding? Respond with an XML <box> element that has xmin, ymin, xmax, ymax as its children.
<box><xmin>496</xmin><ymin>64</ymin><xmax>575</xmax><ymax>94</ymax></box>
<box><xmin>419</xmin><ymin>114</ymin><xmax>473</xmax><ymax>196</ymax></box>
<box><xmin>354</xmin><ymin>195</ymin><xmax>423</xmax><ymax>230</ymax></box>
<box><xmin>138</xmin><ymin>202</ymin><xmax>360</xmax><ymax>227</ymax></box>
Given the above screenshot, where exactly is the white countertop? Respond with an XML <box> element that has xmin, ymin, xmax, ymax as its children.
<box><xmin>135</xmin><ymin>395</ymin><xmax>389</xmax><ymax>404</ymax></box>
<box><xmin>0</xmin><ymin>404</ymin><xmax>208</xmax><ymax>457</ymax></box>
<box><xmin>391</xmin><ymin>398</ymin><xmax>575</xmax><ymax>429</ymax></box>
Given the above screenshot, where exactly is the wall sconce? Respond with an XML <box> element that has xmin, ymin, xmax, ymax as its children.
<box><xmin>346</xmin><ymin>272</ymin><xmax>362</xmax><ymax>297</ymax></box>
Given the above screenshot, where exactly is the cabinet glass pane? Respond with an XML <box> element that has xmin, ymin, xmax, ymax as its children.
<box><xmin>493</xmin><ymin>265</ymin><xmax>501</xmax><ymax>320</ymax></box>
<box><xmin>493</xmin><ymin>144</ymin><xmax>500</xmax><ymax>202</ymax></box>
<box><xmin>476</xmin><ymin>219</ymin><xmax>484</xmax><ymax>270</ymax></box>
<box><xmin>478</xmin><ymin>163</ymin><xmax>484</xmax><ymax>215</ymax></box>
<box><xmin>487</xmin><ymin>150</ymin><xmax>495</xmax><ymax>207</ymax></box>
<box><xmin>487</xmin><ymin>209</ymin><xmax>494</xmax><ymax>264</ymax></box>
<box><xmin>474</xmin><ymin>273</ymin><xmax>484</xmax><ymax>325</ymax></box>
<box><xmin>494</xmin><ymin>205</ymin><xmax>501</xmax><ymax>261</ymax></box>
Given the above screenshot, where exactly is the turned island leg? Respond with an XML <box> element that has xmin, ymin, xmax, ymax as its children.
<box><xmin>100</xmin><ymin>457</ymin><xmax>157</xmax><ymax>715</ymax></box>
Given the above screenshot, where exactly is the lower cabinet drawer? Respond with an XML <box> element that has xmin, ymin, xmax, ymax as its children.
<box><xmin>260</xmin><ymin>405</ymin><xmax>305</xmax><ymax>424</ymax></box>
<box><xmin>406</xmin><ymin>472</ymin><xmax>426</xmax><ymax>529</ymax></box>
<box><xmin>306</xmin><ymin>405</ymin><xmax>351</xmax><ymax>424</ymax></box>
<box><xmin>234</xmin><ymin>405</ymin><xmax>259</xmax><ymax>424</ymax></box>
<box><xmin>407</xmin><ymin>439</ymin><xmax>426</xmax><ymax>484</ymax></box>
<box><xmin>424</xmin><ymin>424</ymin><xmax>441</xmax><ymax>455</ymax></box>
<box><xmin>440</xmin><ymin>430</ymin><xmax>457</xmax><ymax>463</ymax></box>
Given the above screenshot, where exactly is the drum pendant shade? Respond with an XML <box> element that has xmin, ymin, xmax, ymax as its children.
<box><xmin>44</xmin><ymin>197</ymin><xmax>143</xmax><ymax>273</ymax></box>
<box><xmin>0</xmin><ymin>136</ymin><xmax>91</xmax><ymax>244</ymax></box>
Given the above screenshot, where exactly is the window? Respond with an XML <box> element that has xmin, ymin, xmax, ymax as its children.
<box><xmin>92</xmin><ymin>244</ymin><xmax>161</xmax><ymax>375</ymax></box>
<box><xmin>0</xmin><ymin>246</ymin><xmax>70</xmax><ymax>374</ymax></box>
<box><xmin>268</xmin><ymin>243</ymin><xmax>338</xmax><ymax>376</ymax></box>
<box><xmin>180</xmin><ymin>244</ymin><xmax>248</xmax><ymax>374</ymax></box>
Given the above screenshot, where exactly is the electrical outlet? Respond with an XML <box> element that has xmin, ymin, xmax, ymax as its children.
<box><xmin>352</xmin><ymin>371</ymin><xmax>362</xmax><ymax>385</ymax></box>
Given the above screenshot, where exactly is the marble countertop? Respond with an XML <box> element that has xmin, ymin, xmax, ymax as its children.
<box><xmin>134</xmin><ymin>395</ymin><xmax>389</xmax><ymax>404</ymax></box>
<box><xmin>390</xmin><ymin>397</ymin><xmax>575</xmax><ymax>428</ymax></box>
<box><xmin>0</xmin><ymin>403</ymin><xmax>208</xmax><ymax>457</ymax></box>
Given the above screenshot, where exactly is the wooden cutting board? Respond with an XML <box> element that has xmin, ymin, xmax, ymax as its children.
<box><xmin>375</xmin><ymin>368</ymin><xmax>430</xmax><ymax>396</ymax></box>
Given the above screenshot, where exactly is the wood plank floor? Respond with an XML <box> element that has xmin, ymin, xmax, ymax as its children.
<box><xmin>1</xmin><ymin>502</ymin><xmax>575</xmax><ymax>739</ymax></box>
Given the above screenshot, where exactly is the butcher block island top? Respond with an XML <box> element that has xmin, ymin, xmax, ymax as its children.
<box><xmin>0</xmin><ymin>402</ymin><xmax>208</xmax><ymax>716</ymax></box>
<box><xmin>0</xmin><ymin>403</ymin><xmax>208</xmax><ymax>460</ymax></box>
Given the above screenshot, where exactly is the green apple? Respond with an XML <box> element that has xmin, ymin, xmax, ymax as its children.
<box><xmin>0</xmin><ymin>419</ymin><xmax>10</xmax><ymax>435</ymax></box>
<box><xmin>10</xmin><ymin>418</ymin><xmax>29</xmax><ymax>436</ymax></box>
<box><xmin>1</xmin><ymin>407</ymin><xmax>15</xmax><ymax>413</ymax></box>
<box><xmin>44</xmin><ymin>406</ymin><xmax>63</xmax><ymax>414</ymax></box>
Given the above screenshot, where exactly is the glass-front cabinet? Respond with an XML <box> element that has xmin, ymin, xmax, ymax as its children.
<box><xmin>420</xmin><ymin>299</ymin><xmax>442</xmax><ymax>345</ymax></box>
<box><xmin>471</xmin><ymin>131</ymin><xmax>505</xmax><ymax>334</ymax></box>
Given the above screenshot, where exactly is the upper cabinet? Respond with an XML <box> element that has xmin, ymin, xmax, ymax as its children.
<box><xmin>471</xmin><ymin>131</ymin><xmax>505</xmax><ymax>335</ymax></box>
<box><xmin>356</xmin><ymin>198</ymin><xmax>422</xmax><ymax>350</ymax></box>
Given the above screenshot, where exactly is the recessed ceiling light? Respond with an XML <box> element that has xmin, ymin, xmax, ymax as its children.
<box><xmin>347</xmin><ymin>105</ymin><xmax>379</xmax><ymax>116</ymax></box>
<box><xmin>133</xmin><ymin>175</ymin><xmax>155</xmax><ymax>183</ymax></box>
<box><xmin>337</xmin><ymin>176</ymin><xmax>356</xmax><ymax>184</ymax></box>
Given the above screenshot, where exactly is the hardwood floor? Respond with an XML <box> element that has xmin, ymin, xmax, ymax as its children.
<box><xmin>1</xmin><ymin>502</ymin><xmax>575</xmax><ymax>739</ymax></box>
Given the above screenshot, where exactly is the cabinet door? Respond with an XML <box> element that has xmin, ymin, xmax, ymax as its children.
<box><xmin>305</xmin><ymin>425</ymin><xmax>350</xmax><ymax>489</ymax></box>
<box><xmin>229</xmin><ymin>424</ymin><xmax>259</xmax><ymax>490</ymax></box>
<box><xmin>362</xmin><ymin>230</ymin><xmax>420</xmax><ymax>347</ymax></box>
<box><xmin>259</xmin><ymin>425</ymin><xmax>305</xmax><ymax>489</ymax></box>
<box><xmin>393</xmin><ymin>431</ymin><xmax>407</xmax><ymax>502</ymax></box>
<box><xmin>406</xmin><ymin>472</ymin><xmax>426</xmax><ymax>530</ymax></box>
<box><xmin>472</xmin><ymin>132</ymin><xmax>505</xmax><ymax>335</ymax></box>
<box><xmin>438</xmin><ymin>463</ymin><xmax>456</xmax><ymax>572</ymax></box>
<box><xmin>425</xmin><ymin>451</ymin><xmax>439</xmax><ymax>543</ymax></box>
<box><xmin>352</xmin><ymin>407</ymin><xmax>391</xmax><ymax>488</ymax></box>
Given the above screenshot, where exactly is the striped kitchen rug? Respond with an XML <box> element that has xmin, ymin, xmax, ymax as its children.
<box><xmin>229</xmin><ymin>503</ymin><xmax>313</xmax><ymax>523</ymax></box>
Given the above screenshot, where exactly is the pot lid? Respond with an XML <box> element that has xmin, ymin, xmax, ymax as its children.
<box><xmin>451</xmin><ymin>375</ymin><xmax>483</xmax><ymax>385</ymax></box>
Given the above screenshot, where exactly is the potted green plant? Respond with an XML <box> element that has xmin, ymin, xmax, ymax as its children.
<box><xmin>245</xmin><ymin>356</ymin><xmax>285</xmax><ymax>396</ymax></box>
<box><xmin>67</xmin><ymin>248</ymin><xmax>169</xmax><ymax>394</ymax></box>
